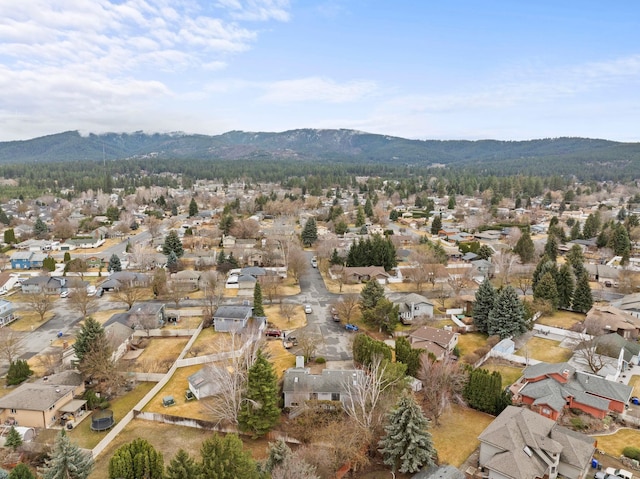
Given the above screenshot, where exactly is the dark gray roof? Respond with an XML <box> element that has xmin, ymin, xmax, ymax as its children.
<box><xmin>0</xmin><ymin>384</ymin><xmax>75</xmax><ymax>411</ymax></box>
<box><xmin>523</xmin><ymin>362</ymin><xmax>574</xmax><ymax>380</ymax></box>
<box><xmin>282</xmin><ymin>368</ymin><xmax>363</xmax><ymax>395</ymax></box>
<box><xmin>213</xmin><ymin>305</ymin><xmax>253</xmax><ymax>320</ymax></box>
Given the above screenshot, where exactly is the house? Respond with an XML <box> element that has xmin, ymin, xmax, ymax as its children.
<box><xmin>478</xmin><ymin>406</ymin><xmax>595</xmax><ymax>479</ymax></box>
<box><xmin>105</xmin><ymin>321</ymin><xmax>136</xmax><ymax>361</ymax></box>
<box><xmin>170</xmin><ymin>270</ymin><xmax>201</xmax><ymax>291</ymax></box>
<box><xmin>187</xmin><ymin>364</ymin><xmax>228</xmax><ymax>400</ymax></box>
<box><xmin>583</xmin><ymin>264</ymin><xmax>619</xmax><ymax>287</ymax></box>
<box><xmin>611</xmin><ymin>292</ymin><xmax>640</xmax><ymax>319</ymax></box>
<box><xmin>387</xmin><ymin>292</ymin><xmax>434</xmax><ymax>324</ymax></box>
<box><xmin>103</xmin><ymin>303</ymin><xmax>166</xmax><ymax>331</ymax></box>
<box><xmin>98</xmin><ymin>271</ymin><xmax>149</xmax><ymax>291</ymax></box>
<box><xmin>584</xmin><ymin>305</ymin><xmax>640</xmax><ymax>340</ymax></box>
<box><xmin>337</xmin><ymin>266</ymin><xmax>390</xmax><ymax>284</ymax></box>
<box><xmin>0</xmin><ymin>299</ymin><xmax>17</xmax><ymax>327</ymax></box>
<box><xmin>408</xmin><ymin>326</ymin><xmax>459</xmax><ymax>361</ymax></box>
<box><xmin>21</xmin><ymin>276</ymin><xmax>64</xmax><ymax>295</ymax></box>
<box><xmin>282</xmin><ymin>365</ymin><xmax>364</xmax><ymax>408</ymax></box>
<box><xmin>514</xmin><ymin>362</ymin><xmax>633</xmax><ymax>420</ymax></box>
<box><xmin>10</xmin><ymin>251</ymin><xmax>35</xmax><ymax>269</ymax></box>
<box><xmin>0</xmin><ymin>371</ymin><xmax>86</xmax><ymax>429</ymax></box>
<box><xmin>212</xmin><ymin>305</ymin><xmax>253</xmax><ymax>332</ymax></box>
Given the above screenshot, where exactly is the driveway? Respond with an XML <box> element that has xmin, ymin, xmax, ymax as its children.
<box><xmin>287</xmin><ymin>252</ymin><xmax>354</xmax><ymax>362</ymax></box>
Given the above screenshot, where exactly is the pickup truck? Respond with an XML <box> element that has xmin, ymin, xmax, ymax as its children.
<box><xmin>605</xmin><ymin>468</ymin><xmax>633</xmax><ymax>479</ymax></box>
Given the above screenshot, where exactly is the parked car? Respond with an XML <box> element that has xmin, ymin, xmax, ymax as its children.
<box><xmin>59</xmin><ymin>290</ymin><xmax>69</xmax><ymax>298</ymax></box>
<box><xmin>631</xmin><ymin>396</ymin><xmax>639</xmax><ymax>405</ymax></box>
<box><xmin>345</xmin><ymin>323</ymin><xmax>359</xmax><ymax>332</ymax></box>
<box><xmin>311</xmin><ymin>257</ymin><xmax>318</xmax><ymax>268</ymax></box>
<box><xmin>265</xmin><ymin>329</ymin><xmax>283</xmax><ymax>338</ymax></box>
<box><xmin>304</xmin><ymin>304</ymin><xmax>312</xmax><ymax>314</ymax></box>
<box><xmin>605</xmin><ymin>469</ymin><xmax>633</xmax><ymax>479</ymax></box>
<box><xmin>283</xmin><ymin>336</ymin><xmax>298</xmax><ymax>349</ymax></box>
<box><xmin>595</xmin><ymin>473</ymin><xmax>618</xmax><ymax>479</ymax></box>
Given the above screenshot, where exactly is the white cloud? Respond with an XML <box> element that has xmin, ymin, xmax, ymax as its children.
<box><xmin>217</xmin><ymin>0</ymin><xmax>291</xmax><ymax>22</ymax></box>
<box><xmin>260</xmin><ymin>77</ymin><xmax>378</xmax><ymax>103</ymax></box>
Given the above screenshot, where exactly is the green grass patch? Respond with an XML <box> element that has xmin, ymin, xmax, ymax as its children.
<box><xmin>481</xmin><ymin>361</ymin><xmax>524</xmax><ymax>388</ymax></box>
<box><xmin>457</xmin><ymin>332</ymin><xmax>488</xmax><ymax>357</ymax></box>
<box><xmin>515</xmin><ymin>337</ymin><xmax>572</xmax><ymax>363</ymax></box>
<box><xmin>68</xmin><ymin>382</ymin><xmax>155</xmax><ymax>449</ymax></box>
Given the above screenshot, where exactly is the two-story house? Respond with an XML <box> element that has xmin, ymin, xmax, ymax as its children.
<box><xmin>408</xmin><ymin>326</ymin><xmax>459</xmax><ymax>361</ymax></box>
<box><xmin>387</xmin><ymin>292</ymin><xmax>434</xmax><ymax>325</ymax></box>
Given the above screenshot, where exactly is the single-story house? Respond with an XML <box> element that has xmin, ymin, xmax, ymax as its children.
<box><xmin>0</xmin><ymin>299</ymin><xmax>17</xmax><ymax>327</ymax></box>
<box><xmin>21</xmin><ymin>276</ymin><xmax>64</xmax><ymax>295</ymax></box>
<box><xmin>339</xmin><ymin>266</ymin><xmax>390</xmax><ymax>284</ymax></box>
<box><xmin>98</xmin><ymin>271</ymin><xmax>149</xmax><ymax>291</ymax></box>
<box><xmin>478</xmin><ymin>406</ymin><xmax>595</xmax><ymax>479</ymax></box>
<box><xmin>282</xmin><ymin>364</ymin><xmax>364</xmax><ymax>408</ymax></box>
<box><xmin>170</xmin><ymin>270</ymin><xmax>201</xmax><ymax>291</ymax></box>
<box><xmin>213</xmin><ymin>305</ymin><xmax>253</xmax><ymax>332</ymax></box>
<box><xmin>513</xmin><ymin>362</ymin><xmax>633</xmax><ymax>420</ymax></box>
<box><xmin>584</xmin><ymin>305</ymin><xmax>640</xmax><ymax>340</ymax></box>
<box><xmin>408</xmin><ymin>326</ymin><xmax>459</xmax><ymax>361</ymax></box>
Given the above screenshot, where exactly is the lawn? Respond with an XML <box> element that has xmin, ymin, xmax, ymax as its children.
<box><xmin>263</xmin><ymin>304</ymin><xmax>307</xmax><ymax>331</ymax></box>
<box><xmin>431</xmin><ymin>404</ymin><xmax>494</xmax><ymax>467</ymax></box>
<box><xmin>481</xmin><ymin>359</ymin><xmax>524</xmax><ymax>388</ymax></box>
<box><xmin>8</xmin><ymin>310</ymin><xmax>55</xmax><ymax>331</ymax></box>
<box><xmin>262</xmin><ymin>339</ymin><xmax>297</xmax><ymax>378</ymax></box>
<box><xmin>121</xmin><ymin>337</ymin><xmax>189</xmax><ymax>373</ymax></box>
<box><xmin>536</xmin><ymin>310</ymin><xmax>585</xmax><ymax>330</ymax></box>
<box><xmin>67</xmin><ymin>382</ymin><xmax>155</xmax><ymax>449</ymax></box>
<box><xmin>323</xmin><ymin>278</ymin><xmax>364</xmax><ymax>294</ymax></box>
<box><xmin>629</xmin><ymin>374</ymin><xmax>640</xmax><ymax>396</ymax></box>
<box><xmin>89</xmin><ymin>419</ymin><xmax>271</xmax><ymax>479</ymax></box>
<box><xmin>515</xmin><ymin>337</ymin><xmax>573</xmax><ymax>363</ymax></box>
<box><xmin>142</xmin><ymin>364</ymin><xmax>213</xmax><ymax>419</ymax></box>
<box><xmin>91</xmin><ymin>308</ymin><xmax>126</xmax><ymax>325</ymax></box>
<box><xmin>592</xmin><ymin>428</ymin><xmax>640</xmax><ymax>457</ymax></box>
<box><xmin>188</xmin><ymin>328</ymin><xmax>235</xmax><ymax>357</ymax></box>
<box><xmin>456</xmin><ymin>332</ymin><xmax>488</xmax><ymax>358</ymax></box>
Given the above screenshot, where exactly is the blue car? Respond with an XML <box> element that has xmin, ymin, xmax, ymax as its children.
<box><xmin>345</xmin><ymin>323</ymin><xmax>359</xmax><ymax>332</ymax></box>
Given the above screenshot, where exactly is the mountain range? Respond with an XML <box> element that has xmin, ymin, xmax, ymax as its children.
<box><xmin>1</xmin><ymin>129</ymin><xmax>639</xmax><ymax>178</ymax></box>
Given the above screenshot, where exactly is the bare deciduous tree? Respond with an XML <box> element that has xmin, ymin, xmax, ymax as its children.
<box><xmin>493</xmin><ymin>250</ymin><xmax>518</xmax><ymax>286</ymax></box>
<box><xmin>334</xmin><ymin>294</ymin><xmax>359</xmax><ymax>324</ymax></box>
<box><xmin>261</xmin><ymin>275</ymin><xmax>281</xmax><ymax>303</ymax></box>
<box><xmin>25</xmin><ymin>291</ymin><xmax>54</xmax><ymax>322</ymax></box>
<box><xmin>513</xmin><ymin>264</ymin><xmax>535</xmax><ymax>296</ymax></box>
<box><xmin>146</xmin><ymin>216</ymin><xmax>162</xmax><ymax>240</ymax></box>
<box><xmin>573</xmin><ymin>337</ymin><xmax>615</xmax><ymax>375</ymax></box>
<box><xmin>68</xmin><ymin>289</ymin><xmax>98</xmax><ymax>319</ymax></box>
<box><xmin>279</xmin><ymin>302</ymin><xmax>296</xmax><ymax>323</ymax></box>
<box><xmin>296</xmin><ymin>333</ymin><xmax>318</xmax><ymax>363</ymax></box>
<box><xmin>0</xmin><ymin>327</ymin><xmax>24</xmax><ymax>364</ymax></box>
<box><xmin>287</xmin><ymin>246</ymin><xmax>308</xmax><ymax>284</ymax></box>
<box><xmin>112</xmin><ymin>284</ymin><xmax>147</xmax><ymax>309</ymax></box>
<box><xmin>418</xmin><ymin>356</ymin><xmax>466</xmax><ymax>425</ymax></box>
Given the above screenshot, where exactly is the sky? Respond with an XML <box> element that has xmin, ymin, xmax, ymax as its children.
<box><xmin>1</xmin><ymin>0</ymin><xmax>640</xmax><ymax>142</ymax></box>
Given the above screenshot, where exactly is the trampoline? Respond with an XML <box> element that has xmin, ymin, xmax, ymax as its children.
<box><xmin>90</xmin><ymin>410</ymin><xmax>115</xmax><ymax>432</ymax></box>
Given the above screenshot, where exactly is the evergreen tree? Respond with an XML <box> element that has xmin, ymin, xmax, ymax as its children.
<box><xmin>352</xmin><ymin>334</ymin><xmax>393</xmax><ymax>366</ymax></box>
<box><xmin>8</xmin><ymin>464</ymin><xmax>34</xmax><ymax>479</ymax></box>
<box><xmin>33</xmin><ymin>218</ymin><xmax>49</xmax><ymax>239</ymax></box>
<box><xmin>330</xmin><ymin>249</ymin><xmax>344</xmax><ymax>265</ymax></box>
<box><xmin>394</xmin><ymin>336</ymin><xmax>422</xmax><ymax>377</ymax></box>
<box><xmin>42</xmin><ymin>430</ymin><xmax>94</xmax><ymax>479</ymax></box>
<box><xmin>544</xmin><ymin>235</ymin><xmax>558</xmax><ymax>262</ymax></box>
<box><xmin>3</xmin><ymin>228</ymin><xmax>16</xmax><ymax>244</ymax></box>
<box><xmin>513</xmin><ymin>230</ymin><xmax>535</xmax><ymax>263</ymax></box>
<box><xmin>364</xmin><ymin>198</ymin><xmax>374</xmax><ymax>217</ymax></box>
<box><xmin>570</xmin><ymin>221</ymin><xmax>582</xmax><ymax>240</ymax></box>
<box><xmin>477</xmin><ymin>245</ymin><xmax>494</xmax><ymax>260</ymax></box>
<box><xmin>355</xmin><ymin>206</ymin><xmax>366</xmax><ymax>227</ymax></box>
<box><xmin>6</xmin><ymin>360</ymin><xmax>33</xmax><ymax>386</ymax></box>
<box><xmin>166</xmin><ymin>251</ymin><xmax>179</xmax><ymax>272</ymax></box>
<box><xmin>252</xmin><ymin>282</ymin><xmax>265</xmax><ymax>317</ymax></box>
<box><xmin>105</xmin><ymin>206</ymin><xmax>120</xmax><ymax>222</ymax></box>
<box><xmin>217</xmin><ymin>249</ymin><xmax>227</xmax><ymax>265</ymax></box>
<box><xmin>473</xmin><ymin>279</ymin><xmax>497</xmax><ymax>334</ymax></box>
<box><xmin>200</xmin><ymin>433</ymin><xmax>259</xmax><ymax>479</ymax></box>
<box><xmin>582</xmin><ymin>212</ymin><xmax>601</xmax><ymax>239</ymax></box>
<box><xmin>188</xmin><ymin>198</ymin><xmax>199</xmax><ymax>217</ymax></box>
<box><xmin>64</xmin><ymin>251</ymin><xmax>71</xmax><ymax>263</ymax></box>
<box><xmin>43</xmin><ymin>256</ymin><xmax>56</xmax><ymax>272</ymax></box>
<box><xmin>108</xmin><ymin>438</ymin><xmax>164</xmax><ymax>479</ymax></box>
<box><xmin>301</xmin><ymin>218</ymin><xmax>318</xmax><ymax>247</ymax></box>
<box><xmin>238</xmin><ymin>350</ymin><xmax>280</xmax><ymax>438</ymax></box>
<box><xmin>359</xmin><ymin>279</ymin><xmax>385</xmax><ymax>311</ymax></box>
<box><xmin>556</xmin><ymin>263</ymin><xmax>574</xmax><ymax>310</ymax></box>
<box><xmin>165</xmin><ymin>449</ymin><xmax>201</xmax><ymax>479</ymax></box>
<box><xmin>487</xmin><ymin>286</ymin><xmax>526</xmax><ymax>339</ymax></box>
<box><xmin>334</xmin><ymin>219</ymin><xmax>348</xmax><ymax>235</ymax></box>
<box><xmin>4</xmin><ymin>426</ymin><xmax>23</xmax><ymax>452</ymax></box>
<box><xmin>566</xmin><ymin>244</ymin><xmax>586</xmax><ymax>277</ymax></box>
<box><xmin>448</xmin><ymin>195</ymin><xmax>456</xmax><ymax>209</ymax></box>
<box><xmin>162</xmin><ymin>230</ymin><xmax>184</xmax><ymax>258</ymax></box>
<box><xmin>533</xmin><ymin>272</ymin><xmax>559</xmax><ymax>311</ymax></box>
<box><xmin>389</xmin><ymin>210</ymin><xmax>399</xmax><ymax>221</ymax></box>
<box><xmin>610</xmin><ymin>223</ymin><xmax>631</xmax><ymax>264</ymax></box>
<box><xmin>73</xmin><ymin>317</ymin><xmax>105</xmax><ymax>363</ymax></box>
<box><xmin>362</xmin><ymin>298</ymin><xmax>399</xmax><ymax>334</ymax></box>
<box><xmin>572</xmin><ymin>271</ymin><xmax>594</xmax><ymax>313</ymax></box>
<box><xmin>0</xmin><ymin>207</ymin><xmax>10</xmax><ymax>225</ymax></box>
<box><xmin>430</xmin><ymin>214</ymin><xmax>442</xmax><ymax>235</ymax></box>
<box><xmin>264</xmin><ymin>439</ymin><xmax>292</xmax><ymax>473</ymax></box>
<box><xmin>108</xmin><ymin>254</ymin><xmax>122</xmax><ymax>273</ymax></box>
<box><xmin>532</xmin><ymin>256</ymin><xmax>557</xmax><ymax>291</ymax></box>
<box><xmin>220</xmin><ymin>215</ymin><xmax>234</xmax><ymax>235</ymax></box>
<box><xmin>463</xmin><ymin>369</ymin><xmax>511</xmax><ymax>415</ymax></box>
<box><xmin>378</xmin><ymin>394</ymin><xmax>437</xmax><ymax>474</ymax></box>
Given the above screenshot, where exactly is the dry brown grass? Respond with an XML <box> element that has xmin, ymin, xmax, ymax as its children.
<box><xmin>481</xmin><ymin>360</ymin><xmax>524</xmax><ymax>388</ymax></box>
<box><xmin>263</xmin><ymin>304</ymin><xmax>307</xmax><ymax>330</ymax></box>
<box><xmin>91</xmin><ymin>309</ymin><xmax>126</xmax><ymax>325</ymax></box>
<box><xmin>278</xmin><ymin>277</ymin><xmax>301</xmax><ymax>296</ymax></box>
<box><xmin>536</xmin><ymin>310</ymin><xmax>585</xmax><ymax>329</ymax></box>
<box><xmin>457</xmin><ymin>332</ymin><xmax>488</xmax><ymax>358</ymax></box>
<box><xmin>515</xmin><ymin>337</ymin><xmax>573</xmax><ymax>363</ymax></box>
<box><xmin>121</xmin><ymin>337</ymin><xmax>189</xmax><ymax>373</ymax></box>
<box><xmin>386</xmin><ymin>282</ymin><xmax>423</xmax><ymax>293</ymax></box>
<box><xmin>8</xmin><ymin>310</ymin><xmax>55</xmax><ymax>331</ymax></box>
<box><xmin>188</xmin><ymin>328</ymin><xmax>235</xmax><ymax>356</ymax></box>
<box><xmin>262</xmin><ymin>339</ymin><xmax>296</xmax><ymax>378</ymax></box>
<box><xmin>323</xmin><ymin>278</ymin><xmax>364</xmax><ymax>294</ymax></box>
<box><xmin>431</xmin><ymin>404</ymin><xmax>494</xmax><ymax>467</ymax></box>
<box><xmin>593</xmin><ymin>429</ymin><xmax>640</xmax><ymax>456</ymax></box>
<box><xmin>628</xmin><ymin>374</ymin><xmax>640</xmax><ymax>396</ymax></box>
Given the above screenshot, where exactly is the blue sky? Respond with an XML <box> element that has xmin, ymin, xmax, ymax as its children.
<box><xmin>1</xmin><ymin>0</ymin><xmax>639</xmax><ymax>141</ymax></box>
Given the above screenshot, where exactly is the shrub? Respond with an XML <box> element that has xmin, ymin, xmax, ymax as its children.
<box><xmin>6</xmin><ymin>360</ymin><xmax>33</xmax><ymax>386</ymax></box>
<box><xmin>315</xmin><ymin>357</ymin><xmax>326</xmax><ymax>364</ymax></box>
<box><xmin>622</xmin><ymin>446</ymin><xmax>640</xmax><ymax>461</ymax></box>
<box><xmin>570</xmin><ymin>417</ymin><xmax>587</xmax><ymax>430</ymax></box>
<box><xmin>487</xmin><ymin>335</ymin><xmax>501</xmax><ymax>348</ymax></box>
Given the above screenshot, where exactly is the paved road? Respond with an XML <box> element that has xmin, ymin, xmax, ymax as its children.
<box><xmin>285</xmin><ymin>252</ymin><xmax>354</xmax><ymax>362</ymax></box>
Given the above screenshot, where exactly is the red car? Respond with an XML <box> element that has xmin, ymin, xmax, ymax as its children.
<box><xmin>265</xmin><ymin>329</ymin><xmax>282</xmax><ymax>338</ymax></box>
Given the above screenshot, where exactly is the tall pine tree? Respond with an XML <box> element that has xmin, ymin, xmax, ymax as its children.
<box><xmin>238</xmin><ymin>350</ymin><xmax>280</xmax><ymax>437</ymax></box>
<box><xmin>165</xmin><ymin>449</ymin><xmax>201</xmax><ymax>479</ymax></box>
<box><xmin>556</xmin><ymin>263</ymin><xmax>575</xmax><ymax>310</ymax></box>
<box><xmin>252</xmin><ymin>282</ymin><xmax>265</xmax><ymax>317</ymax></box>
<box><xmin>487</xmin><ymin>286</ymin><xmax>526</xmax><ymax>339</ymax></box>
<box><xmin>473</xmin><ymin>279</ymin><xmax>497</xmax><ymax>334</ymax></box>
<box><xmin>378</xmin><ymin>394</ymin><xmax>437</xmax><ymax>474</ymax></box>
<box><xmin>200</xmin><ymin>433</ymin><xmax>259</xmax><ymax>479</ymax></box>
<box><xmin>108</xmin><ymin>438</ymin><xmax>163</xmax><ymax>479</ymax></box>
<box><xmin>513</xmin><ymin>230</ymin><xmax>535</xmax><ymax>263</ymax></box>
<box><xmin>301</xmin><ymin>218</ymin><xmax>318</xmax><ymax>247</ymax></box>
<box><xmin>572</xmin><ymin>271</ymin><xmax>594</xmax><ymax>313</ymax></box>
<box><xmin>42</xmin><ymin>430</ymin><xmax>94</xmax><ymax>479</ymax></box>
<box><xmin>533</xmin><ymin>272</ymin><xmax>559</xmax><ymax>311</ymax></box>
<box><xmin>162</xmin><ymin>230</ymin><xmax>184</xmax><ymax>258</ymax></box>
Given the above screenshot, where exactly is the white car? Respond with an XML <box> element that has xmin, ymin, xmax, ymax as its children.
<box><xmin>304</xmin><ymin>304</ymin><xmax>312</xmax><ymax>314</ymax></box>
<box><xmin>60</xmin><ymin>290</ymin><xmax>69</xmax><ymax>298</ymax></box>
<box><xmin>311</xmin><ymin>258</ymin><xmax>317</xmax><ymax>268</ymax></box>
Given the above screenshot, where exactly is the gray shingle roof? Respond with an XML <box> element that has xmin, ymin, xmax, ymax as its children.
<box><xmin>0</xmin><ymin>384</ymin><xmax>75</xmax><ymax>411</ymax></box>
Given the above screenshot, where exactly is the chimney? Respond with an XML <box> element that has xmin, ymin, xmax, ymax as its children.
<box><xmin>295</xmin><ymin>355</ymin><xmax>305</xmax><ymax>368</ymax></box>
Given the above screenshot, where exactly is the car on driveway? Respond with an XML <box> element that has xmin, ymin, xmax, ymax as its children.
<box><xmin>345</xmin><ymin>323</ymin><xmax>359</xmax><ymax>332</ymax></box>
<box><xmin>304</xmin><ymin>304</ymin><xmax>312</xmax><ymax>314</ymax></box>
<box><xmin>265</xmin><ymin>329</ymin><xmax>282</xmax><ymax>338</ymax></box>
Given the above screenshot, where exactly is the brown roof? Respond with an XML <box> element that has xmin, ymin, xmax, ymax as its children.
<box><xmin>409</xmin><ymin>326</ymin><xmax>456</xmax><ymax>349</ymax></box>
